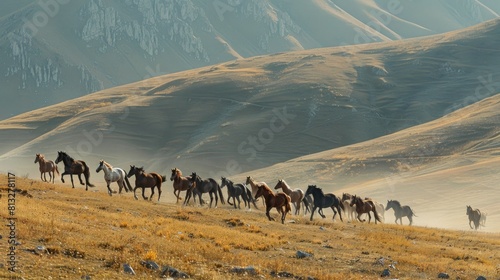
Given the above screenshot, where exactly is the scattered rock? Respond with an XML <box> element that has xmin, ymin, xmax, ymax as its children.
<box><xmin>123</xmin><ymin>263</ymin><xmax>135</xmax><ymax>275</ymax></box>
<box><xmin>270</xmin><ymin>271</ymin><xmax>294</xmax><ymax>278</ymax></box>
<box><xmin>376</xmin><ymin>257</ymin><xmax>385</xmax><ymax>266</ymax></box>
<box><xmin>476</xmin><ymin>277</ymin><xmax>486</xmax><ymax>280</ymax></box>
<box><xmin>381</xmin><ymin>268</ymin><xmax>390</xmax><ymax>277</ymax></box>
<box><xmin>438</xmin><ymin>272</ymin><xmax>449</xmax><ymax>279</ymax></box>
<box><xmin>230</xmin><ymin>266</ymin><xmax>256</xmax><ymax>275</ymax></box>
<box><xmin>81</xmin><ymin>275</ymin><xmax>91</xmax><ymax>280</ymax></box>
<box><xmin>161</xmin><ymin>266</ymin><xmax>189</xmax><ymax>278</ymax></box>
<box><xmin>35</xmin><ymin>245</ymin><xmax>48</xmax><ymax>255</ymax></box>
<box><xmin>319</xmin><ymin>226</ymin><xmax>325</xmax><ymax>230</ymax></box>
<box><xmin>296</xmin><ymin>250</ymin><xmax>313</xmax><ymax>258</ymax></box>
<box><xmin>140</xmin><ymin>260</ymin><xmax>160</xmax><ymax>271</ymax></box>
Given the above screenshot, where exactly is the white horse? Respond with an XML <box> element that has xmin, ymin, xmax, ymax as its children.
<box><xmin>480</xmin><ymin>211</ymin><xmax>487</xmax><ymax>227</ymax></box>
<box><xmin>341</xmin><ymin>193</ymin><xmax>357</xmax><ymax>221</ymax></box>
<box><xmin>96</xmin><ymin>160</ymin><xmax>133</xmax><ymax>196</ymax></box>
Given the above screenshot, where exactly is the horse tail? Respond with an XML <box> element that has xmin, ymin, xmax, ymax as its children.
<box><xmin>284</xmin><ymin>194</ymin><xmax>292</xmax><ymax>213</ymax></box>
<box><xmin>124</xmin><ymin>175</ymin><xmax>134</xmax><ymax>192</ymax></box>
<box><xmin>337</xmin><ymin>195</ymin><xmax>345</xmax><ymax>211</ymax></box>
<box><xmin>210</xmin><ymin>178</ymin><xmax>225</xmax><ymax>205</ymax></box>
<box><xmin>411</xmin><ymin>207</ymin><xmax>417</xmax><ymax>217</ymax></box>
<box><xmin>161</xmin><ymin>175</ymin><xmax>167</xmax><ymax>182</ymax></box>
<box><xmin>54</xmin><ymin>164</ymin><xmax>60</xmax><ymax>175</ymax></box>
<box><xmin>370</xmin><ymin>201</ymin><xmax>382</xmax><ymax>223</ymax></box>
<box><xmin>82</xmin><ymin>162</ymin><xmax>95</xmax><ymax>188</ymax></box>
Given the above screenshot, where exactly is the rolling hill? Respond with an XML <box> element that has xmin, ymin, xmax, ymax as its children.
<box><xmin>0</xmin><ymin>18</ymin><xmax>499</xmax><ymax>231</ymax></box>
<box><xmin>1</xmin><ymin>0</ymin><xmax>500</xmax><ymax>119</ymax></box>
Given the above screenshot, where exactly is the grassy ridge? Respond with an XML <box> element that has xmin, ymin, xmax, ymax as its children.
<box><xmin>0</xmin><ymin>175</ymin><xmax>498</xmax><ymax>279</ymax></box>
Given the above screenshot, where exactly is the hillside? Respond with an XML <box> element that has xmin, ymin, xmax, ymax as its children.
<box><xmin>1</xmin><ymin>0</ymin><xmax>500</xmax><ymax>119</ymax></box>
<box><xmin>1</xmin><ymin>19</ymin><xmax>500</xmax><ymax>178</ymax></box>
<box><xmin>0</xmin><ymin>175</ymin><xmax>498</xmax><ymax>279</ymax></box>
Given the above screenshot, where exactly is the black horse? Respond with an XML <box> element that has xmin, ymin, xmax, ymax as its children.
<box><xmin>304</xmin><ymin>185</ymin><xmax>344</xmax><ymax>222</ymax></box>
<box><xmin>54</xmin><ymin>151</ymin><xmax>95</xmax><ymax>190</ymax></box>
<box><xmin>221</xmin><ymin>177</ymin><xmax>257</xmax><ymax>209</ymax></box>
<box><xmin>188</xmin><ymin>172</ymin><xmax>225</xmax><ymax>208</ymax></box>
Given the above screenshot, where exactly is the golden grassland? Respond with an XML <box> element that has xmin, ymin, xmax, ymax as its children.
<box><xmin>0</xmin><ymin>175</ymin><xmax>499</xmax><ymax>279</ymax></box>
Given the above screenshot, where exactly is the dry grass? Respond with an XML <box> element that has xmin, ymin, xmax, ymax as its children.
<box><xmin>0</xmin><ymin>175</ymin><xmax>498</xmax><ymax>279</ymax></box>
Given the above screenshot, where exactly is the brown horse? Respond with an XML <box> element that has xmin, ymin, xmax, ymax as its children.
<box><xmin>55</xmin><ymin>151</ymin><xmax>95</xmax><ymax>190</ymax></box>
<box><xmin>350</xmin><ymin>195</ymin><xmax>382</xmax><ymax>224</ymax></box>
<box><xmin>34</xmin><ymin>154</ymin><xmax>59</xmax><ymax>183</ymax></box>
<box><xmin>255</xmin><ymin>184</ymin><xmax>291</xmax><ymax>224</ymax></box>
<box><xmin>466</xmin><ymin>205</ymin><xmax>481</xmax><ymax>230</ymax></box>
<box><xmin>245</xmin><ymin>176</ymin><xmax>268</xmax><ymax>206</ymax></box>
<box><xmin>274</xmin><ymin>179</ymin><xmax>304</xmax><ymax>215</ymax></box>
<box><xmin>127</xmin><ymin>165</ymin><xmax>166</xmax><ymax>201</ymax></box>
<box><xmin>170</xmin><ymin>168</ymin><xmax>194</xmax><ymax>203</ymax></box>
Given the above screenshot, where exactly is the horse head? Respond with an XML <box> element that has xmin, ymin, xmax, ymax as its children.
<box><xmin>34</xmin><ymin>153</ymin><xmax>41</xmax><ymax>163</ymax></box>
<box><xmin>127</xmin><ymin>165</ymin><xmax>137</xmax><ymax>178</ymax></box>
<box><xmin>349</xmin><ymin>195</ymin><xmax>359</xmax><ymax>207</ymax></box>
<box><xmin>220</xmin><ymin>177</ymin><xmax>229</xmax><ymax>188</ymax></box>
<box><xmin>55</xmin><ymin>151</ymin><xmax>64</xmax><ymax>164</ymax></box>
<box><xmin>170</xmin><ymin>168</ymin><xmax>180</xmax><ymax>181</ymax></box>
<box><xmin>245</xmin><ymin>176</ymin><xmax>252</xmax><ymax>185</ymax></box>
<box><xmin>96</xmin><ymin>160</ymin><xmax>104</xmax><ymax>173</ymax></box>
<box><xmin>274</xmin><ymin>179</ymin><xmax>284</xmax><ymax>190</ymax></box>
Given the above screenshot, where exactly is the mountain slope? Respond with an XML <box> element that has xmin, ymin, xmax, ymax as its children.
<box><xmin>1</xmin><ymin>19</ymin><xmax>500</xmax><ymax>184</ymax></box>
<box><xmin>1</xmin><ymin>0</ymin><xmax>500</xmax><ymax>119</ymax></box>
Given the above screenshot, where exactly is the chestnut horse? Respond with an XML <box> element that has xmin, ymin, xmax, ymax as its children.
<box><xmin>55</xmin><ymin>151</ymin><xmax>95</xmax><ymax>190</ymax></box>
<box><xmin>127</xmin><ymin>165</ymin><xmax>166</xmax><ymax>201</ymax></box>
<box><xmin>274</xmin><ymin>179</ymin><xmax>304</xmax><ymax>215</ymax></box>
<box><xmin>170</xmin><ymin>168</ymin><xmax>194</xmax><ymax>203</ymax></box>
<box><xmin>255</xmin><ymin>184</ymin><xmax>291</xmax><ymax>224</ymax></box>
<box><xmin>350</xmin><ymin>195</ymin><xmax>382</xmax><ymax>224</ymax></box>
<box><xmin>34</xmin><ymin>154</ymin><xmax>59</xmax><ymax>183</ymax></box>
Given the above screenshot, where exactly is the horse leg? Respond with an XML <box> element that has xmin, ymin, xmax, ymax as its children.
<box><xmin>310</xmin><ymin>206</ymin><xmax>317</xmax><ymax>221</ymax></box>
<box><xmin>77</xmin><ymin>174</ymin><xmax>84</xmax><ymax>185</ymax></box>
<box><xmin>144</xmin><ymin>187</ymin><xmax>150</xmax><ymax>200</ymax></box>
<box><xmin>337</xmin><ymin>205</ymin><xmax>343</xmax><ymax>222</ymax></box>
<box><xmin>49</xmin><ymin>171</ymin><xmax>53</xmax><ymax>183</ymax></box>
<box><xmin>70</xmin><ymin>174</ymin><xmax>75</xmax><ymax>189</ymax></box>
<box><xmin>266</xmin><ymin>206</ymin><xmax>275</xmax><ymax>221</ymax></box>
<box><xmin>106</xmin><ymin>182</ymin><xmax>113</xmax><ymax>196</ymax></box>
<box><xmin>132</xmin><ymin>186</ymin><xmax>139</xmax><ymax>200</ymax></box>
<box><xmin>235</xmin><ymin>197</ymin><xmax>240</xmax><ymax>209</ymax></box>
<box><xmin>319</xmin><ymin>208</ymin><xmax>326</xmax><ymax>219</ymax></box>
<box><xmin>157</xmin><ymin>186</ymin><xmax>161</xmax><ymax>202</ymax></box>
<box><xmin>209</xmin><ymin>192</ymin><xmax>214</xmax><ymax>208</ymax></box>
<box><xmin>408</xmin><ymin>215</ymin><xmax>413</xmax><ymax>226</ymax></box>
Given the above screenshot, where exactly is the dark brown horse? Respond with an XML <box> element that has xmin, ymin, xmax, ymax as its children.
<box><xmin>304</xmin><ymin>185</ymin><xmax>344</xmax><ymax>222</ymax></box>
<box><xmin>466</xmin><ymin>205</ymin><xmax>481</xmax><ymax>230</ymax></box>
<box><xmin>255</xmin><ymin>184</ymin><xmax>291</xmax><ymax>224</ymax></box>
<box><xmin>188</xmin><ymin>172</ymin><xmax>225</xmax><ymax>208</ymax></box>
<box><xmin>34</xmin><ymin>154</ymin><xmax>59</xmax><ymax>183</ymax></box>
<box><xmin>170</xmin><ymin>168</ymin><xmax>194</xmax><ymax>203</ymax></box>
<box><xmin>54</xmin><ymin>151</ymin><xmax>95</xmax><ymax>190</ymax></box>
<box><xmin>350</xmin><ymin>195</ymin><xmax>382</xmax><ymax>224</ymax></box>
<box><xmin>127</xmin><ymin>166</ymin><xmax>166</xmax><ymax>201</ymax></box>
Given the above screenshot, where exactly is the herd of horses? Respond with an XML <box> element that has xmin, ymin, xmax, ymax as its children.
<box><xmin>34</xmin><ymin>152</ymin><xmax>487</xmax><ymax>229</ymax></box>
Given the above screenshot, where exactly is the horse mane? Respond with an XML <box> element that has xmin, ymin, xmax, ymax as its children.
<box><xmin>101</xmin><ymin>160</ymin><xmax>113</xmax><ymax>169</ymax></box>
<box><xmin>390</xmin><ymin>200</ymin><xmax>401</xmax><ymax>207</ymax></box>
<box><xmin>61</xmin><ymin>151</ymin><xmax>74</xmax><ymax>162</ymax></box>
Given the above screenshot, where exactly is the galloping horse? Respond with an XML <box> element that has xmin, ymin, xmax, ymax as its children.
<box><xmin>170</xmin><ymin>168</ymin><xmax>194</xmax><ymax>203</ymax></box>
<box><xmin>221</xmin><ymin>177</ymin><xmax>254</xmax><ymax>209</ymax></box>
<box><xmin>127</xmin><ymin>166</ymin><xmax>166</xmax><ymax>201</ymax></box>
<box><xmin>385</xmin><ymin>200</ymin><xmax>415</xmax><ymax>225</ymax></box>
<box><xmin>466</xmin><ymin>205</ymin><xmax>481</xmax><ymax>230</ymax></box>
<box><xmin>366</xmin><ymin>197</ymin><xmax>385</xmax><ymax>222</ymax></box>
<box><xmin>254</xmin><ymin>184</ymin><xmax>291</xmax><ymax>224</ymax></box>
<box><xmin>55</xmin><ymin>151</ymin><xmax>95</xmax><ymax>190</ymax></box>
<box><xmin>350</xmin><ymin>195</ymin><xmax>382</xmax><ymax>224</ymax></box>
<box><xmin>304</xmin><ymin>185</ymin><xmax>344</xmax><ymax>222</ymax></box>
<box><xmin>274</xmin><ymin>179</ymin><xmax>304</xmax><ymax>215</ymax></box>
<box><xmin>34</xmin><ymin>154</ymin><xmax>59</xmax><ymax>183</ymax></box>
<box><xmin>96</xmin><ymin>160</ymin><xmax>133</xmax><ymax>196</ymax></box>
<box><xmin>341</xmin><ymin>193</ymin><xmax>357</xmax><ymax>221</ymax></box>
<box><xmin>245</xmin><ymin>176</ymin><xmax>269</xmax><ymax>206</ymax></box>
<box><xmin>189</xmin><ymin>172</ymin><xmax>224</xmax><ymax>208</ymax></box>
